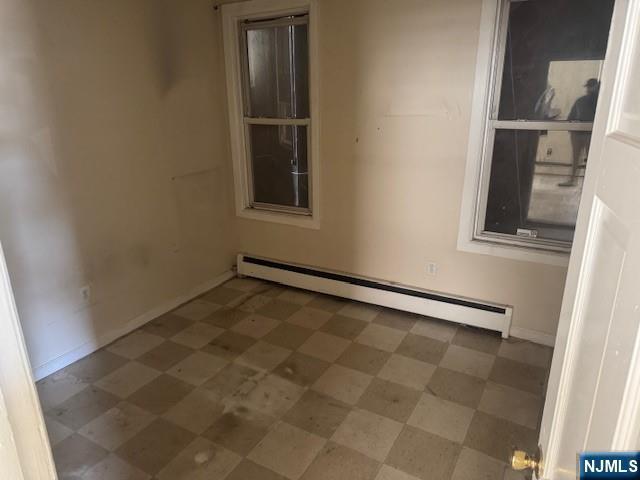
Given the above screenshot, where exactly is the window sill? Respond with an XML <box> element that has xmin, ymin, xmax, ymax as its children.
<box><xmin>237</xmin><ymin>207</ymin><xmax>320</xmax><ymax>230</ymax></box>
<box><xmin>457</xmin><ymin>236</ymin><xmax>570</xmax><ymax>267</ymax></box>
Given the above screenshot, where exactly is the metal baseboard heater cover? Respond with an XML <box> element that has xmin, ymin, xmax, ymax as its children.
<box><xmin>237</xmin><ymin>254</ymin><xmax>512</xmax><ymax>338</ymax></box>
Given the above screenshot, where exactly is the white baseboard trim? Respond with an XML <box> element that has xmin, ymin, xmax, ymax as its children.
<box><xmin>33</xmin><ymin>270</ymin><xmax>235</xmax><ymax>381</ymax></box>
<box><xmin>509</xmin><ymin>326</ymin><xmax>556</xmax><ymax>347</ymax></box>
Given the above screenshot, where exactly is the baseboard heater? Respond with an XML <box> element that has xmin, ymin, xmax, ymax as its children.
<box><xmin>237</xmin><ymin>254</ymin><xmax>512</xmax><ymax>338</ymax></box>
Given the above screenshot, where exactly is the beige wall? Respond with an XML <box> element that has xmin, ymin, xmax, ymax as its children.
<box><xmin>232</xmin><ymin>0</ymin><xmax>568</xmax><ymax>337</ymax></box>
<box><xmin>0</xmin><ymin>0</ymin><xmax>235</xmax><ymax>374</ymax></box>
<box><xmin>1</xmin><ymin>0</ymin><xmax>567</xmax><ymax>378</ymax></box>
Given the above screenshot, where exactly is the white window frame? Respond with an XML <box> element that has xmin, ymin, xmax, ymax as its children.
<box><xmin>457</xmin><ymin>0</ymin><xmax>605</xmax><ymax>267</ymax></box>
<box><xmin>222</xmin><ymin>0</ymin><xmax>320</xmax><ymax>229</ymax></box>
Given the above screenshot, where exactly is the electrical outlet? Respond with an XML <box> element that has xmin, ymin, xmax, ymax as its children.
<box><xmin>426</xmin><ymin>262</ymin><xmax>438</xmax><ymax>276</ymax></box>
<box><xmin>80</xmin><ymin>285</ymin><xmax>91</xmax><ymax>305</ymax></box>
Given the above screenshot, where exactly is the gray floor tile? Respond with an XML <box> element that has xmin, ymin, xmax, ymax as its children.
<box><xmin>301</xmin><ymin>442</ymin><xmax>380</xmax><ymax>480</ymax></box>
<box><xmin>48</xmin><ymin>386</ymin><xmax>120</xmax><ymax>430</ymax></box>
<box><xmin>386</xmin><ymin>425</ymin><xmax>461</xmax><ymax>480</ymax></box>
<box><xmin>137</xmin><ymin>341</ymin><xmax>194</xmax><ymax>372</ymax></box>
<box><xmin>273</xmin><ymin>351</ymin><xmax>330</xmax><ymax>387</ymax></box>
<box><xmin>489</xmin><ymin>357</ymin><xmax>548</xmax><ymax>396</ymax></box>
<box><xmin>52</xmin><ymin>433</ymin><xmax>109</xmax><ymax>478</ymax></box>
<box><xmin>226</xmin><ymin>459</ymin><xmax>289</xmax><ymax>480</ymax></box>
<box><xmin>464</xmin><ymin>411</ymin><xmax>538</xmax><ymax>463</ymax></box>
<box><xmin>337</xmin><ymin>343</ymin><xmax>391</xmax><ymax>376</ymax></box>
<box><xmin>263</xmin><ymin>322</ymin><xmax>315</xmax><ymax>350</ymax></box>
<box><xmin>395</xmin><ymin>333</ymin><xmax>447</xmax><ymax>365</ymax></box>
<box><xmin>141</xmin><ymin>312</ymin><xmax>194</xmax><ymax>339</ymax></box>
<box><xmin>451</xmin><ymin>447</ymin><xmax>507</xmax><ymax>480</ymax></box>
<box><xmin>115</xmin><ymin>418</ymin><xmax>195</xmax><ymax>475</ymax></box>
<box><xmin>201</xmin><ymin>363</ymin><xmax>260</xmax><ymax>399</ymax></box>
<box><xmin>202</xmin><ymin>286</ymin><xmax>247</xmax><ymax>305</ymax></box>
<box><xmin>203</xmin><ymin>406</ymin><xmax>275</xmax><ymax>455</ymax></box>
<box><xmin>127</xmin><ymin>374</ymin><xmax>193</xmax><ymax>415</ymax></box>
<box><xmin>373</xmin><ymin>309</ymin><xmax>417</xmax><ymax>331</ymax></box>
<box><xmin>257</xmin><ymin>299</ymin><xmax>303</xmax><ymax>320</ymax></box>
<box><xmin>44</xmin><ymin>278</ymin><xmax>550</xmax><ymax>480</ymax></box>
<box><xmin>427</xmin><ymin>367</ymin><xmax>486</xmax><ymax>409</ymax></box>
<box><xmin>452</xmin><ymin>327</ymin><xmax>502</xmax><ymax>355</ymax></box>
<box><xmin>62</xmin><ymin>350</ymin><xmax>129</xmax><ymax>384</ymax></box>
<box><xmin>201</xmin><ymin>330</ymin><xmax>256</xmax><ymax>360</ymax></box>
<box><xmin>201</xmin><ymin>307</ymin><xmax>250</xmax><ymax>329</ymax></box>
<box><xmin>248</xmin><ymin>421</ymin><xmax>325</xmax><ymax>480</ymax></box>
<box><xmin>357</xmin><ymin>378</ymin><xmax>421</xmax><ymax>423</ymax></box>
<box><xmin>321</xmin><ymin>314</ymin><xmax>369</xmax><ymax>340</ymax></box>
<box><xmin>283</xmin><ymin>390</ymin><xmax>352</xmax><ymax>438</ymax></box>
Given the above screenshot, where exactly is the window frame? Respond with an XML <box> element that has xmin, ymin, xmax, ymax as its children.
<box><xmin>222</xmin><ymin>0</ymin><xmax>320</xmax><ymax>229</ymax></box>
<box><xmin>458</xmin><ymin>0</ymin><xmax>611</xmax><ymax>266</ymax></box>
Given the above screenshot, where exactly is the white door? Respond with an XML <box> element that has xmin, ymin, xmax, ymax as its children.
<box><xmin>0</xmin><ymin>241</ymin><xmax>57</xmax><ymax>478</ymax></box>
<box><xmin>536</xmin><ymin>0</ymin><xmax>640</xmax><ymax>478</ymax></box>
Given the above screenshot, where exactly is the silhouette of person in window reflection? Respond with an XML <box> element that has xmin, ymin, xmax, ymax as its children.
<box><xmin>559</xmin><ymin>78</ymin><xmax>600</xmax><ymax>187</ymax></box>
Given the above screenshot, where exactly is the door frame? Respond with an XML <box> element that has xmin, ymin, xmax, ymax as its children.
<box><xmin>0</xmin><ymin>241</ymin><xmax>57</xmax><ymax>479</ymax></box>
<box><xmin>538</xmin><ymin>0</ymin><xmax>640</xmax><ymax>474</ymax></box>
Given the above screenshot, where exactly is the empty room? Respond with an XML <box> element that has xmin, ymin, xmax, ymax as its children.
<box><xmin>1</xmin><ymin>0</ymin><xmax>640</xmax><ymax>479</ymax></box>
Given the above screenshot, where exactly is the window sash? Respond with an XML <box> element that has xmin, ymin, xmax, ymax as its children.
<box><xmin>490</xmin><ymin>120</ymin><xmax>593</xmax><ymax>131</ymax></box>
<box><xmin>473</xmin><ymin>0</ymin><xmax>594</xmax><ymax>253</ymax></box>
<box><xmin>244</xmin><ymin>117</ymin><xmax>310</xmax><ymax>126</ymax></box>
<box><xmin>243</xmin><ymin>121</ymin><xmax>312</xmax><ymax>215</ymax></box>
<box><xmin>241</xmin><ymin>14</ymin><xmax>309</xmax><ymax>32</ymax></box>
<box><xmin>240</xmin><ymin>16</ymin><xmax>310</xmax><ymax>120</ymax></box>
<box><xmin>251</xmin><ymin>201</ymin><xmax>312</xmax><ymax>215</ymax></box>
<box><xmin>238</xmin><ymin>14</ymin><xmax>312</xmax><ymax>216</ymax></box>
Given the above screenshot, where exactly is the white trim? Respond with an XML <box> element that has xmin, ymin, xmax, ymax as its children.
<box><xmin>237</xmin><ymin>254</ymin><xmax>513</xmax><ymax>338</ymax></box>
<box><xmin>510</xmin><ymin>326</ymin><xmax>556</xmax><ymax>348</ymax></box>
<box><xmin>457</xmin><ymin>0</ymin><xmax>571</xmax><ymax>266</ymax></box>
<box><xmin>33</xmin><ymin>270</ymin><xmax>234</xmax><ymax>381</ymax></box>
<box><xmin>492</xmin><ymin>120</ymin><xmax>594</xmax><ymax>131</ymax></box>
<box><xmin>611</xmin><ymin>315</ymin><xmax>640</xmax><ymax>449</ymax></box>
<box><xmin>0</xmin><ymin>242</ymin><xmax>57</xmax><ymax>479</ymax></box>
<box><xmin>245</xmin><ymin>117</ymin><xmax>310</xmax><ymax>126</ymax></box>
<box><xmin>610</xmin><ymin>0</ymin><xmax>640</xmax><ymax>450</ymax></box>
<box><xmin>0</xmin><ymin>388</ymin><xmax>26</xmax><ymax>480</ymax></box>
<box><xmin>222</xmin><ymin>0</ymin><xmax>321</xmax><ymax>230</ymax></box>
<box><xmin>458</xmin><ymin>237</ymin><xmax>570</xmax><ymax>267</ymax></box>
<box><xmin>610</xmin><ymin>0</ymin><xmax>640</xmax><ymax>144</ymax></box>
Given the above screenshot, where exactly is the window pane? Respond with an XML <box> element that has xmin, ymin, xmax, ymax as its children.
<box><xmin>249</xmin><ymin>124</ymin><xmax>309</xmax><ymax>209</ymax></box>
<box><xmin>484</xmin><ymin>129</ymin><xmax>590</xmax><ymax>243</ymax></box>
<box><xmin>245</xmin><ymin>22</ymin><xmax>309</xmax><ymax>118</ymax></box>
<box><xmin>497</xmin><ymin>0</ymin><xmax>614</xmax><ymax>121</ymax></box>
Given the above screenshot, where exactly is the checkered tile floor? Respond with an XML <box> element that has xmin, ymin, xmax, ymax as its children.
<box><xmin>39</xmin><ymin>277</ymin><xmax>551</xmax><ymax>480</ymax></box>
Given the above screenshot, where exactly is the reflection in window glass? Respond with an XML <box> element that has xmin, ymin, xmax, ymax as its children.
<box><xmin>241</xmin><ymin>16</ymin><xmax>311</xmax><ymax>214</ymax></box>
<box><xmin>249</xmin><ymin>125</ymin><xmax>309</xmax><ymax>209</ymax></box>
<box><xmin>480</xmin><ymin>0</ymin><xmax>615</xmax><ymax>249</ymax></box>
<box><xmin>245</xmin><ymin>24</ymin><xmax>309</xmax><ymax>118</ymax></box>
<box><xmin>485</xmin><ymin>129</ymin><xmax>591</xmax><ymax>243</ymax></box>
<box><xmin>497</xmin><ymin>0</ymin><xmax>613</xmax><ymax>121</ymax></box>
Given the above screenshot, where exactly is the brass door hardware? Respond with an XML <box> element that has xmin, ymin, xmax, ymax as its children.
<box><xmin>511</xmin><ymin>446</ymin><xmax>541</xmax><ymax>477</ymax></box>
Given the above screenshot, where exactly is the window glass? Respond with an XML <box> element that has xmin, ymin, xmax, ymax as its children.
<box><xmin>484</xmin><ymin>129</ymin><xmax>591</xmax><ymax>243</ymax></box>
<box><xmin>245</xmin><ymin>23</ymin><xmax>309</xmax><ymax>118</ymax></box>
<box><xmin>249</xmin><ymin>124</ymin><xmax>309</xmax><ymax>209</ymax></box>
<box><xmin>479</xmin><ymin>0</ymin><xmax>615</xmax><ymax>251</ymax></box>
<box><xmin>497</xmin><ymin>0</ymin><xmax>614</xmax><ymax>121</ymax></box>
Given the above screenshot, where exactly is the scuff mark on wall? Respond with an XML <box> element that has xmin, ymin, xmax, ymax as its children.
<box><xmin>147</xmin><ymin>0</ymin><xmax>180</xmax><ymax>95</ymax></box>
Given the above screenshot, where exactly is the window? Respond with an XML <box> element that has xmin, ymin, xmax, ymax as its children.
<box><xmin>222</xmin><ymin>0</ymin><xmax>319</xmax><ymax>228</ymax></box>
<box><xmin>462</xmin><ymin>0</ymin><xmax>615</xmax><ymax>258</ymax></box>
